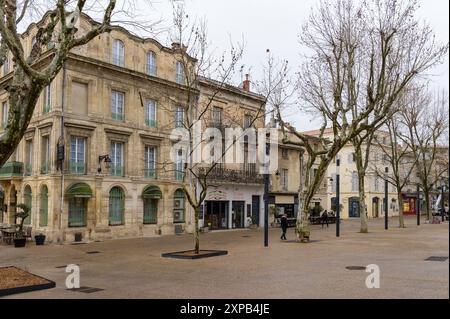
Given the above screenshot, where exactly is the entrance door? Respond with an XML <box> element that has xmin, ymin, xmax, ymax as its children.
<box><xmin>205</xmin><ymin>201</ymin><xmax>229</xmax><ymax>230</ymax></box>
<box><xmin>372</xmin><ymin>197</ymin><xmax>379</xmax><ymax>218</ymax></box>
<box><xmin>251</xmin><ymin>196</ymin><xmax>260</xmax><ymax>226</ymax></box>
<box><xmin>232</xmin><ymin>201</ymin><xmax>245</xmax><ymax>228</ymax></box>
<box><xmin>143</xmin><ymin>199</ymin><xmax>158</xmax><ymax>224</ymax></box>
<box><xmin>348</xmin><ymin>197</ymin><xmax>360</xmax><ymax>218</ymax></box>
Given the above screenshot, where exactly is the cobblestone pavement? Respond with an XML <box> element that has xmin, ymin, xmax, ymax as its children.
<box><xmin>1</xmin><ymin>216</ymin><xmax>448</xmax><ymax>299</ymax></box>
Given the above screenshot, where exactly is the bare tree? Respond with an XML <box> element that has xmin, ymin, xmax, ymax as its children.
<box><xmin>167</xmin><ymin>3</ymin><xmax>268</xmax><ymax>254</ymax></box>
<box><xmin>273</xmin><ymin>0</ymin><xmax>448</xmax><ymax>241</ymax></box>
<box><xmin>401</xmin><ymin>86</ymin><xmax>449</xmax><ymax>220</ymax></box>
<box><xmin>373</xmin><ymin>88</ymin><xmax>419</xmax><ymax>228</ymax></box>
<box><xmin>0</xmin><ymin>0</ymin><xmax>160</xmax><ymax>166</ymax></box>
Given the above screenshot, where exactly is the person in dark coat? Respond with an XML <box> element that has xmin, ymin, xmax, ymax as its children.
<box><xmin>321</xmin><ymin>210</ymin><xmax>329</xmax><ymax>228</ymax></box>
<box><xmin>280</xmin><ymin>214</ymin><xmax>288</xmax><ymax>240</ymax></box>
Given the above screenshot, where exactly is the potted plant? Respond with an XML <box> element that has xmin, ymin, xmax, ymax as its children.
<box><xmin>13</xmin><ymin>204</ymin><xmax>30</xmax><ymax>248</ymax></box>
<box><xmin>35</xmin><ymin>233</ymin><xmax>46</xmax><ymax>245</ymax></box>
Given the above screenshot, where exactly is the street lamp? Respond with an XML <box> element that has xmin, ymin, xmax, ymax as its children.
<box><xmin>416</xmin><ymin>183</ymin><xmax>421</xmax><ymax>226</ymax></box>
<box><xmin>263</xmin><ymin>131</ymin><xmax>271</xmax><ymax>248</ymax></box>
<box><xmin>336</xmin><ymin>156</ymin><xmax>341</xmax><ymax>238</ymax></box>
<box><xmin>97</xmin><ymin>154</ymin><xmax>112</xmax><ymax>174</ymax></box>
<box><xmin>384</xmin><ymin>167</ymin><xmax>389</xmax><ymax>230</ymax></box>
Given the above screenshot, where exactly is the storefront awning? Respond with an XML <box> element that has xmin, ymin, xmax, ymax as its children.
<box><xmin>65</xmin><ymin>183</ymin><xmax>93</xmax><ymax>198</ymax></box>
<box><xmin>275</xmin><ymin>195</ymin><xmax>295</xmax><ymax>205</ymax></box>
<box><xmin>142</xmin><ymin>185</ymin><xmax>162</xmax><ymax>199</ymax></box>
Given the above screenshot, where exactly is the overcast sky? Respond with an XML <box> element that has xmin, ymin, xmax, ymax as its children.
<box><xmin>144</xmin><ymin>0</ymin><xmax>449</xmax><ymax>130</ymax></box>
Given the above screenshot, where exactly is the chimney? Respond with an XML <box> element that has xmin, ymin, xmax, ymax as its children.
<box><xmin>243</xmin><ymin>74</ymin><xmax>250</xmax><ymax>92</ymax></box>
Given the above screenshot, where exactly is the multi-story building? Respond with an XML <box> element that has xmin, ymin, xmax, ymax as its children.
<box><xmin>303</xmin><ymin>128</ymin><xmax>399</xmax><ymax>219</ymax></box>
<box><xmin>0</xmin><ymin>12</ymin><xmax>266</xmax><ymax>243</ymax></box>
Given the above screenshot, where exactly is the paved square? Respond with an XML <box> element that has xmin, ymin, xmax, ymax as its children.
<box><xmin>0</xmin><ymin>217</ymin><xmax>448</xmax><ymax>299</ymax></box>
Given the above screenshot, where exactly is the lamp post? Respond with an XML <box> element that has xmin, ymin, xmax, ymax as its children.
<box><xmin>98</xmin><ymin>154</ymin><xmax>112</xmax><ymax>174</ymax></box>
<box><xmin>440</xmin><ymin>182</ymin><xmax>446</xmax><ymax>223</ymax></box>
<box><xmin>416</xmin><ymin>183</ymin><xmax>421</xmax><ymax>226</ymax></box>
<box><xmin>336</xmin><ymin>157</ymin><xmax>341</xmax><ymax>238</ymax></box>
<box><xmin>263</xmin><ymin>132</ymin><xmax>271</xmax><ymax>248</ymax></box>
<box><xmin>384</xmin><ymin>167</ymin><xmax>389</xmax><ymax>230</ymax></box>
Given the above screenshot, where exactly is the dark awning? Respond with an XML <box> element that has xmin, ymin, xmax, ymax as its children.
<box><xmin>142</xmin><ymin>185</ymin><xmax>162</xmax><ymax>199</ymax></box>
<box><xmin>66</xmin><ymin>183</ymin><xmax>93</xmax><ymax>198</ymax></box>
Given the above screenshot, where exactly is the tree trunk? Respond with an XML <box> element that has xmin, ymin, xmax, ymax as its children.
<box><xmin>358</xmin><ymin>173</ymin><xmax>368</xmax><ymax>233</ymax></box>
<box><xmin>296</xmin><ymin>191</ymin><xmax>311</xmax><ymax>242</ymax></box>
<box><xmin>194</xmin><ymin>206</ymin><xmax>199</xmax><ymax>254</ymax></box>
<box><xmin>423</xmin><ymin>187</ymin><xmax>432</xmax><ymax>221</ymax></box>
<box><xmin>397</xmin><ymin>191</ymin><xmax>405</xmax><ymax>228</ymax></box>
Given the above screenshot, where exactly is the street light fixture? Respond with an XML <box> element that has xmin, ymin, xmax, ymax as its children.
<box><xmin>98</xmin><ymin>154</ymin><xmax>112</xmax><ymax>174</ymax></box>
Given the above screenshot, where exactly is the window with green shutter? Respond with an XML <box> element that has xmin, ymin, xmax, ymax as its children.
<box><xmin>68</xmin><ymin>198</ymin><xmax>87</xmax><ymax>227</ymax></box>
<box><xmin>173</xmin><ymin>189</ymin><xmax>185</xmax><ymax>223</ymax></box>
<box><xmin>23</xmin><ymin>185</ymin><xmax>32</xmax><ymax>225</ymax></box>
<box><xmin>39</xmin><ymin>186</ymin><xmax>48</xmax><ymax>227</ymax></box>
<box><xmin>109</xmin><ymin>187</ymin><xmax>125</xmax><ymax>226</ymax></box>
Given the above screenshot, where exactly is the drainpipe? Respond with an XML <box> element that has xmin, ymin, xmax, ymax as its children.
<box><xmin>59</xmin><ymin>62</ymin><xmax>67</xmax><ymax>243</ymax></box>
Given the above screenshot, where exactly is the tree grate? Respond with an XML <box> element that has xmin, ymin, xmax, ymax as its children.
<box><xmin>67</xmin><ymin>286</ymin><xmax>104</xmax><ymax>293</ymax></box>
<box><xmin>55</xmin><ymin>264</ymin><xmax>80</xmax><ymax>269</ymax></box>
<box><xmin>425</xmin><ymin>256</ymin><xmax>448</xmax><ymax>262</ymax></box>
<box><xmin>345</xmin><ymin>266</ymin><xmax>366</xmax><ymax>270</ymax></box>
<box><xmin>86</xmin><ymin>251</ymin><xmax>101</xmax><ymax>254</ymax></box>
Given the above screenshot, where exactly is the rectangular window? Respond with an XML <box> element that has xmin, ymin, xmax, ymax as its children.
<box><xmin>110</xmin><ymin>142</ymin><xmax>124</xmax><ymax>176</ymax></box>
<box><xmin>281</xmin><ymin>169</ymin><xmax>288</xmax><ymax>191</ymax></box>
<box><xmin>1</xmin><ymin>101</ymin><xmax>8</xmax><ymax>128</ymax></box>
<box><xmin>145</xmin><ymin>99</ymin><xmax>157</xmax><ymax>127</ymax></box>
<box><xmin>244</xmin><ymin>114</ymin><xmax>253</xmax><ymax>129</ymax></box>
<box><xmin>175</xmin><ymin>149</ymin><xmax>183</xmax><ymax>181</ymax></box>
<box><xmin>111</xmin><ymin>90</ymin><xmax>125</xmax><ymax>121</ymax></box>
<box><xmin>175</xmin><ymin>106</ymin><xmax>184</xmax><ymax>128</ymax></box>
<box><xmin>146</xmin><ymin>51</ymin><xmax>157</xmax><ymax>76</ymax></box>
<box><xmin>352</xmin><ymin>172</ymin><xmax>359</xmax><ymax>192</ymax></box>
<box><xmin>112</xmin><ymin>40</ymin><xmax>124</xmax><ymax>67</ymax></box>
<box><xmin>43</xmin><ymin>84</ymin><xmax>51</xmax><ymax>113</ymax></box>
<box><xmin>145</xmin><ymin>146</ymin><xmax>156</xmax><ymax>179</ymax></box>
<box><xmin>374</xmin><ymin>176</ymin><xmax>379</xmax><ymax>192</ymax></box>
<box><xmin>331</xmin><ymin>173</ymin><xmax>337</xmax><ymax>192</ymax></box>
<box><xmin>3</xmin><ymin>56</ymin><xmax>9</xmax><ymax>75</ymax></box>
<box><xmin>72</xmin><ymin>81</ymin><xmax>88</xmax><ymax>115</ymax></box>
<box><xmin>25</xmin><ymin>140</ymin><xmax>33</xmax><ymax>176</ymax></box>
<box><xmin>41</xmin><ymin>136</ymin><xmax>50</xmax><ymax>174</ymax></box>
<box><xmin>212</xmin><ymin>107</ymin><xmax>222</xmax><ymax>126</ymax></box>
<box><xmin>70</xmin><ymin>137</ymin><xmax>86</xmax><ymax>174</ymax></box>
<box><xmin>176</xmin><ymin>61</ymin><xmax>185</xmax><ymax>84</ymax></box>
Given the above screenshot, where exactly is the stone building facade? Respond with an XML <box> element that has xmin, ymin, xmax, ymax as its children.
<box><xmin>0</xmin><ymin>13</ymin><xmax>266</xmax><ymax>243</ymax></box>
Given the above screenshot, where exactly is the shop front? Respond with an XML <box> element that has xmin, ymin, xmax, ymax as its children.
<box><xmin>200</xmin><ymin>185</ymin><xmax>264</xmax><ymax>229</ymax></box>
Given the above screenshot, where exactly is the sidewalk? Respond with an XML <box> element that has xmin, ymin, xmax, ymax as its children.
<box><xmin>1</xmin><ymin>216</ymin><xmax>448</xmax><ymax>299</ymax></box>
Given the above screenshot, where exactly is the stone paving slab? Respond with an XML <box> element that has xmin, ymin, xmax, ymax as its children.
<box><xmin>0</xmin><ymin>217</ymin><xmax>448</xmax><ymax>299</ymax></box>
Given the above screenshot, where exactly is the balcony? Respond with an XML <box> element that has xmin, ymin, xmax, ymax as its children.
<box><xmin>0</xmin><ymin>161</ymin><xmax>24</xmax><ymax>178</ymax></box>
<box><xmin>144</xmin><ymin>168</ymin><xmax>157</xmax><ymax>179</ymax></box>
<box><xmin>198</xmin><ymin>164</ymin><xmax>264</xmax><ymax>184</ymax></box>
<box><xmin>145</xmin><ymin>119</ymin><xmax>157</xmax><ymax>128</ymax></box>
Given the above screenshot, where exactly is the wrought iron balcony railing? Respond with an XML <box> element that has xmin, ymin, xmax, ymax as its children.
<box><xmin>0</xmin><ymin>161</ymin><xmax>24</xmax><ymax>177</ymax></box>
<box><xmin>197</xmin><ymin>164</ymin><xmax>263</xmax><ymax>184</ymax></box>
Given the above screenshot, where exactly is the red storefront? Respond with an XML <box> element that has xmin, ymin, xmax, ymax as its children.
<box><xmin>402</xmin><ymin>194</ymin><xmax>417</xmax><ymax>215</ymax></box>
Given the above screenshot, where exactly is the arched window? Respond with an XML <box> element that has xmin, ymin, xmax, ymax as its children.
<box><xmin>109</xmin><ymin>187</ymin><xmax>125</xmax><ymax>226</ymax></box>
<box><xmin>112</xmin><ymin>39</ymin><xmax>125</xmax><ymax>67</ymax></box>
<box><xmin>173</xmin><ymin>189</ymin><xmax>185</xmax><ymax>223</ymax></box>
<box><xmin>143</xmin><ymin>186</ymin><xmax>162</xmax><ymax>224</ymax></box>
<box><xmin>146</xmin><ymin>51</ymin><xmax>157</xmax><ymax>76</ymax></box>
<box><xmin>23</xmin><ymin>185</ymin><xmax>32</xmax><ymax>225</ymax></box>
<box><xmin>66</xmin><ymin>183</ymin><xmax>91</xmax><ymax>227</ymax></box>
<box><xmin>39</xmin><ymin>185</ymin><xmax>48</xmax><ymax>227</ymax></box>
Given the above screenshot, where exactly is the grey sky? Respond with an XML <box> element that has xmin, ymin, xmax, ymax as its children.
<box><xmin>147</xmin><ymin>0</ymin><xmax>449</xmax><ymax>131</ymax></box>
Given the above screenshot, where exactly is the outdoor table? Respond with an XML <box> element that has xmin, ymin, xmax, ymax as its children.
<box><xmin>1</xmin><ymin>228</ymin><xmax>17</xmax><ymax>245</ymax></box>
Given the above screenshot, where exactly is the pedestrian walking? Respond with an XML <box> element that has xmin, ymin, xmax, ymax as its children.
<box><xmin>280</xmin><ymin>214</ymin><xmax>288</xmax><ymax>240</ymax></box>
<box><xmin>321</xmin><ymin>210</ymin><xmax>329</xmax><ymax>228</ymax></box>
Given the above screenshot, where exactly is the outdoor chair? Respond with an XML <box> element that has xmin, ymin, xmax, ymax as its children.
<box><xmin>23</xmin><ymin>226</ymin><xmax>32</xmax><ymax>241</ymax></box>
